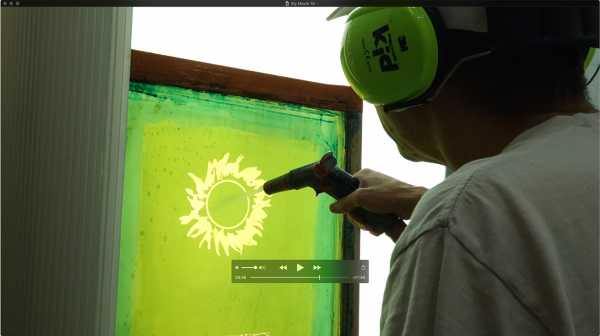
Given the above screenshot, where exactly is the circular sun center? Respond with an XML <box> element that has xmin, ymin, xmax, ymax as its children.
<box><xmin>206</xmin><ymin>180</ymin><xmax>250</xmax><ymax>230</ymax></box>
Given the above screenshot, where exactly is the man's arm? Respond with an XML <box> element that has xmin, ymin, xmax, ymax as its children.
<box><xmin>381</xmin><ymin>226</ymin><xmax>548</xmax><ymax>336</ymax></box>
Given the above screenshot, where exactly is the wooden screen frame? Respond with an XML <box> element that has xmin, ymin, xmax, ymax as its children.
<box><xmin>129</xmin><ymin>49</ymin><xmax>362</xmax><ymax>336</ymax></box>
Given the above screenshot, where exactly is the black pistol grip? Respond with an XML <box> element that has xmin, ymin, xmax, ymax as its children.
<box><xmin>351</xmin><ymin>208</ymin><xmax>399</xmax><ymax>234</ymax></box>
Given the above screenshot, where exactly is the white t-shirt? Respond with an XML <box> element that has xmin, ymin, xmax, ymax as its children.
<box><xmin>380</xmin><ymin>112</ymin><xmax>599</xmax><ymax>336</ymax></box>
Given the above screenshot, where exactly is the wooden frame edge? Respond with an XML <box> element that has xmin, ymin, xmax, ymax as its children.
<box><xmin>341</xmin><ymin>112</ymin><xmax>362</xmax><ymax>336</ymax></box>
<box><xmin>130</xmin><ymin>49</ymin><xmax>363</xmax><ymax>114</ymax></box>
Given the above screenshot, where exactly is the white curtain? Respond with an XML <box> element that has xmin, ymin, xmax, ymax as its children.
<box><xmin>2</xmin><ymin>7</ymin><xmax>132</xmax><ymax>336</ymax></box>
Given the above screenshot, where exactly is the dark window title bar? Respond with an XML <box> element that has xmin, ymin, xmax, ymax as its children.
<box><xmin>3</xmin><ymin>0</ymin><xmax>598</xmax><ymax>7</ymax></box>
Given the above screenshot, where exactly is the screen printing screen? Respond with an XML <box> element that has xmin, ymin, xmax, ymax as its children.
<box><xmin>116</xmin><ymin>82</ymin><xmax>348</xmax><ymax>336</ymax></box>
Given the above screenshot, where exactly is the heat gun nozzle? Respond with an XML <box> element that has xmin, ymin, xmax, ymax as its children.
<box><xmin>262</xmin><ymin>174</ymin><xmax>291</xmax><ymax>195</ymax></box>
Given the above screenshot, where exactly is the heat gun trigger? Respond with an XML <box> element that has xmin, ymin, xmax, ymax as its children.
<box><xmin>312</xmin><ymin>179</ymin><xmax>337</xmax><ymax>197</ymax></box>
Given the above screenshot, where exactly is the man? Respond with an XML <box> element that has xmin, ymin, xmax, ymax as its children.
<box><xmin>330</xmin><ymin>7</ymin><xmax>599</xmax><ymax>336</ymax></box>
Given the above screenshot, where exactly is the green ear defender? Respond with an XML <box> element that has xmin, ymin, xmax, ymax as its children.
<box><xmin>340</xmin><ymin>7</ymin><xmax>493</xmax><ymax>111</ymax></box>
<box><xmin>340</xmin><ymin>6</ymin><xmax>599</xmax><ymax>111</ymax></box>
<box><xmin>340</xmin><ymin>7</ymin><xmax>439</xmax><ymax>107</ymax></box>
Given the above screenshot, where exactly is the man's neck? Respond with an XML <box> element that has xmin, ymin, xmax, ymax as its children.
<box><xmin>437</xmin><ymin>100</ymin><xmax>597</xmax><ymax>171</ymax></box>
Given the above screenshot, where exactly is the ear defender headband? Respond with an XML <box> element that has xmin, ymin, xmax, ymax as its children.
<box><xmin>339</xmin><ymin>6</ymin><xmax>600</xmax><ymax>112</ymax></box>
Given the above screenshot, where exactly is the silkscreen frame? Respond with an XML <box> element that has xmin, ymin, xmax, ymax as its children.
<box><xmin>120</xmin><ymin>50</ymin><xmax>363</xmax><ymax>335</ymax></box>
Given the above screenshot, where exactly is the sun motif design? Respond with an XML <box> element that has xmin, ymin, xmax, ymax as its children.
<box><xmin>179</xmin><ymin>153</ymin><xmax>271</xmax><ymax>256</ymax></box>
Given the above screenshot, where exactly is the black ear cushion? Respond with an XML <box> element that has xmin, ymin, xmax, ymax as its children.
<box><xmin>422</xmin><ymin>7</ymin><xmax>452</xmax><ymax>89</ymax></box>
<box><xmin>382</xmin><ymin>7</ymin><xmax>449</xmax><ymax>111</ymax></box>
<box><xmin>383</xmin><ymin>7</ymin><xmax>492</xmax><ymax>111</ymax></box>
<box><xmin>383</xmin><ymin>7</ymin><xmax>479</xmax><ymax>111</ymax></box>
<box><xmin>422</xmin><ymin>8</ymin><xmax>492</xmax><ymax>91</ymax></box>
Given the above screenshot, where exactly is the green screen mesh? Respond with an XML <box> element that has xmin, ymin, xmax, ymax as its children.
<box><xmin>116</xmin><ymin>82</ymin><xmax>347</xmax><ymax>336</ymax></box>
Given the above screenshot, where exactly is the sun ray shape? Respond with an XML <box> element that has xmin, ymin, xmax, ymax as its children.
<box><xmin>179</xmin><ymin>153</ymin><xmax>271</xmax><ymax>256</ymax></box>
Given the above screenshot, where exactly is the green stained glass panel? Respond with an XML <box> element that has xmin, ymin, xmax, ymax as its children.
<box><xmin>116</xmin><ymin>82</ymin><xmax>347</xmax><ymax>336</ymax></box>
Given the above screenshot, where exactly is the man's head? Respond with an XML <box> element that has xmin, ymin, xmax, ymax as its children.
<box><xmin>448</xmin><ymin>46</ymin><xmax>592</xmax><ymax>114</ymax></box>
<box><xmin>339</xmin><ymin>6</ymin><xmax>598</xmax><ymax>167</ymax></box>
<box><xmin>376</xmin><ymin>45</ymin><xmax>597</xmax><ymax>166</ymax></box>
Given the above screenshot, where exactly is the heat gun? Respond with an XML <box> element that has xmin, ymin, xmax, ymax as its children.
<box><xmin>263</xmin><ymin>152</ymin><xmax>403</xmax><ymax>235</ymax></box>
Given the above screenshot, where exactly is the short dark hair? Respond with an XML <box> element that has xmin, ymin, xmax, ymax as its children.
<box><xmin>451</xmin><ymin>46</ymin><xmax>590</xmax><ymax>113</ymax></box>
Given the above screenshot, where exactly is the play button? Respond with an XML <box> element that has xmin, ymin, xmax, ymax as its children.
<box><xmin>296</xmin><ymin>264</ymin><xmax>304</xmax><ymax>272</ymax></box>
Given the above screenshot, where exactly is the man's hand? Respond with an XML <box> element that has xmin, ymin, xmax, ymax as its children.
<box><xmin>329</xmin><ymin>169</ymin><xmax>427</xmax><ymax>241</ymax></box>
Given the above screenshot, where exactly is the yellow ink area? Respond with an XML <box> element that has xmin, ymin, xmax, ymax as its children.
<box><xmin>179</xmin><ymin>153</ymin><xmax>271</xmax><ymax>256</ymax></box>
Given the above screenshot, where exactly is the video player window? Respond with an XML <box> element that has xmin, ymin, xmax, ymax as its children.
<box><xmin>116</xmin><ymin>51</ymin><xmax>361</xmax><ymax>336</ymax></box>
